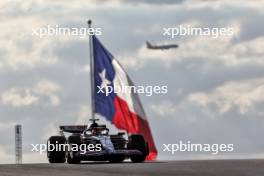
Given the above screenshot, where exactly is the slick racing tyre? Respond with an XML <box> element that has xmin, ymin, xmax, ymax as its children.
<box><xmin>67</xmin><ymin>135</ymin><xmax>81</xmax><ymax>164</ymax></box>
<box><xmin>47</xmin><ymin>136</ymin><xmax>66</xmax><ymax>163</ymax></box>
<box><xmin>128</xmin><ymin>134</ymin><xmax>148</xmax><ymax>163</ymax></box>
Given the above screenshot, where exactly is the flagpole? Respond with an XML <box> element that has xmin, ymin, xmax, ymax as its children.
<box><xmin>87</xmin><ymin>20</ymin><xmax>95</xmax><ymax>123</ymax></box>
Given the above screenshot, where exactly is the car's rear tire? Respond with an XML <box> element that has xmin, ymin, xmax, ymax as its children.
<box><xmin>47</xmin><ymin>136</ymin><xmax>66</xmax><ymax>163</ymax></box>
<box><xmin>67</xmin><ymin>135</ymin><xmax>81</xmax><ymax>164</ymax></box>
<box><xmin>128</xmin><ymin>134</ymin><xmax>148</xmax><ymax>163</ymax></box>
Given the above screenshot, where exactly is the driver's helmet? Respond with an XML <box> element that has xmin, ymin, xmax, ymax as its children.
<box><xmin>91</xmin><ymin>128</ymin><xmax>100</xmax><ymax>135</ymax></box>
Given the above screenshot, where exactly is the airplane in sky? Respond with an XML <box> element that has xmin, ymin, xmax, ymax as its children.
<box><xmin>146</xmin><ymin>41</ymin><xmax>178</xmax><ymax>50</ymax></box>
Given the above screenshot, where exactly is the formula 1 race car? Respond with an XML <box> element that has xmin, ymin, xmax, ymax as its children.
<box><xmin>47</xmin><ymin>120</ymin><xmax>149</xmax><ymax>164</ymax></box>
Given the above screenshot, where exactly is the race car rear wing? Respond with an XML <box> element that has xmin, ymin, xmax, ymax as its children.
<box><xmin>60</xmin><ymin>125</ymin><xmax>87</xmax><ymax>133</ymax></box>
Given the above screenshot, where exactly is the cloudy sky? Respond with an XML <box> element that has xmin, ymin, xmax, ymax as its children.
<box><xmin>0</xmin><ymin>0</ymin><xmax>264</xmax><ymax>163</ymax></box>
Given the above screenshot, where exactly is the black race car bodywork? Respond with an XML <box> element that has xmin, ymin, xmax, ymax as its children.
<box><xmin>47</xmin><ymin>122</ymin><xmax>149</xmax><ymax>164</ymax></box>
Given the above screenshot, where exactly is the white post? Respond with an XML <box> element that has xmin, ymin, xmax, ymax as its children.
<box><xmin>88</xmin><ymin>20</ymin><xmax>96</xmax><ymax>123</ymax></box>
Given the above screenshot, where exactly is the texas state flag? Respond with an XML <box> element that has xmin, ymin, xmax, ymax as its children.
<box><xmin>92</xmin><ymin>36</ymin><xmax>157</xmax><ymax>160</ymax></box>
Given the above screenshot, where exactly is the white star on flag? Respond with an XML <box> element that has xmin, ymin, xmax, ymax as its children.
<box><xmin>99</xmin><ymin>69</ymin><xmax>111</xmax><ymax>90</ymax></box>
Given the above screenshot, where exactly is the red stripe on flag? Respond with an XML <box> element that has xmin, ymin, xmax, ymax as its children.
<box><xmin>112</xmin><ymin>96</ymin><xmax>157</xmax><ymax>160</ymax></box>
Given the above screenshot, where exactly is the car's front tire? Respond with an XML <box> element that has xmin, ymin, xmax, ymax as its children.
<box><xmin>47</xmin><ymin>136</ymin><xmax>66</xmax><ymax>163</ymax></box>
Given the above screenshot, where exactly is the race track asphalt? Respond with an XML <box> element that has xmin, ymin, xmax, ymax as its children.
<box><xmin>0</xmin><ymin>159</ymin><xmax>264</xmax><ymax>176</ymax></box>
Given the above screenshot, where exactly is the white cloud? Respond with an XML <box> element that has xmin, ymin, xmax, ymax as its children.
<box><xmin>0</xmin><ymin>0</ymin><xmax>121</xmax><ymax>17</ymax></box>
<box><xmin>116</xmin><ymin>21</ymin><xmax>245</xmax><ymax>68</ymax></box>
<box><xmin>48</xmin><ymin>94</ymin><xmax>61</xmax><ymax>106</ymax></box>
<box><xmin>33</xmin><ymin>79</ymin><xmax>61</xmax><ymax>106</ymax></box>
<box><xmin>149</xmin><ymin>101</ymin><xmax>177</xmax><ymax>117</ymax></box>
<box><xmin>149</xmin><ymin>100</ymin><xmax>201</xmax><ymax>124</ymax></box>
<box><xmin>0</xmin><ymin>0</ymin><xmax>261</xmax><ymax>72</ymax></box>
<box><xmin>183</xmin><ymin>0</ymin><xmax>264</xmax><ymax>11</ymax></box>
<box><xmin>1</xmin><ymin>80</ymin><xmax>61</xmax><ymax>107</ymax></box>
<box><xmin>75</xmin><ymin>105</ymin><xmax>91</xmax><ymax>125</ymax></box>
<box><xmin>134</xmin><ymin>33</ymin><xmax>264</xmax><ymax>68</ymax></box>
<box><xmin>33</xmin><ymin>79</ymin><xmax>61</xmax><ymax>95</ymax></box>
<box><xmin>116</xmin><ymin>55</ymin><xmax>142</xmax><ymax>69</ymax></box>
<box><xmin>1</xmin><ymin>88</ymin><xmax>39</xmax><ymax>107</ymax></box>
<box><xmin>0</xmin><ymin>17</ymin><xmax>59</xmax><ymax>71</ymax></box>
<box><xmin>150</xmin><ymin>78</ymin><xmax>264</xmax><ymax>121</ymax></box>
<box><xmin>188</xmin><ymin>78</ymin><xmax>264</xmax><ymax>114</ymax></box>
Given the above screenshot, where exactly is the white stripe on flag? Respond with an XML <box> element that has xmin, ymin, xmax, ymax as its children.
<box><xmin>112</xmin><ymin>59</ymin><xmax>147</xmax><ymax>120</ymax></box>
